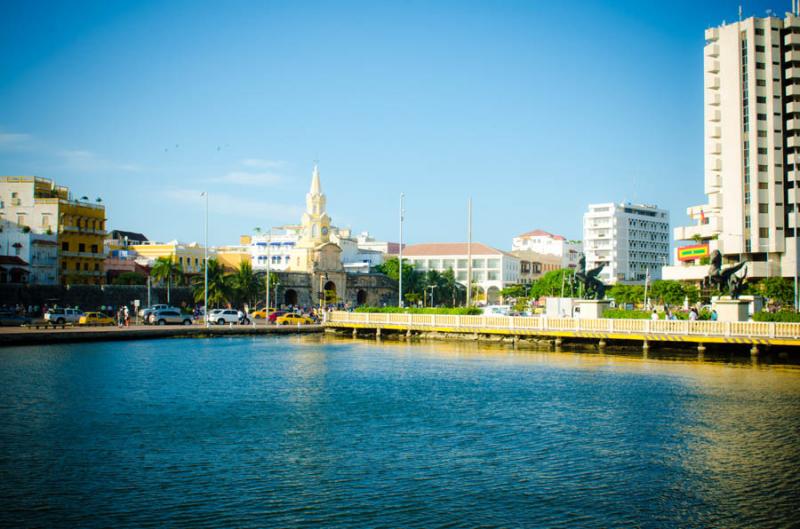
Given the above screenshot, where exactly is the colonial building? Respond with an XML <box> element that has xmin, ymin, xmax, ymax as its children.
<box><xmin>0</xmin><ymin>175</ymin><xmax>105</xmax><ymax>285</ymax></box>
<box><xmin>511</xmin><ymin>229</ymin><xmax>582</xmax><ymax>269</ymax></box>
<box><xmin>403</xmin><ymin>242</ymin><xmax>520</xmax><ymax>304</ymax></box>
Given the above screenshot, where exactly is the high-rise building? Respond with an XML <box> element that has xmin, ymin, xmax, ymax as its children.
<box><xmin>583</xmin><ymin>203</ymin><xmax>670</xmax><ymax>285</ymax></box>
<box><xmin>670</xmin><ymin>9</ymin><xmax>800</xmax><ymax>280</ymax></box>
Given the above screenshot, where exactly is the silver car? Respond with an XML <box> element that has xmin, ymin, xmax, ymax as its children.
<box><xmin>150</xmin><ymin>309</ymin><xmax>193</xmax><ymax>326</ymax></box>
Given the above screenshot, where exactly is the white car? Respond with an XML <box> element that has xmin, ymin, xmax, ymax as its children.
<box><xmin>45</xmin><ymin>308</ymin><xmax>84</xmax><ymax>325</ymax></box>
<box><xmin>207</xmin><ymin>309</ymin><xmax>244</xmax><ymax>325</ymax></box>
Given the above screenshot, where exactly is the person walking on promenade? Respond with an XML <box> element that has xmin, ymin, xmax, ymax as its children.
<box><xmin>117</xmin><ymin>307</ymin><xmax>124</xmax><ymax>328</ymax></box>
<box><xmin>689</xmin><ymin>307</ymin><xmax>698</xmax><ymax>321</ymax></box>
<box><xmin>123</xmin><ymin>306</ymin><xmax>130</xmax><ymax>327</ymax></box>
<box><xmin>651</xmin><ymin>309</ymin><xmax>659</xmax><ymax>321</ymax></box>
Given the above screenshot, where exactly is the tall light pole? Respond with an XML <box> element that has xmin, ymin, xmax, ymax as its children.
<box><xmin>202</xmin><ymin>191</ymin><xmax>209</xmax><ymax>328</ymax></box>
<box><xmin>430</xmin><ymin>285</ymin><xmax>437</xmax><ymax>307</ymax></box>
<box><xmin>467</xmin><ymin>198</ymin><xmax>472</xmax><ymax>306</ymax></box>
<box><xmin>266</xmin><ymin>227</ymin><xmax>272</xmax><ymax>322</ymax></box>
<box><xmin>399</xmin><ymin>193</ymin><xmax>404</xmax><ymax>308</ymax></box>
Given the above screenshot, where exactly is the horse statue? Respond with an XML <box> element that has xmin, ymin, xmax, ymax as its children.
<box><xmin>574</xmin><ymin>254</ymin><xmax>606</xmax><ymax>300</ymax></box>
<box><xmin>706</xmin><ymin>249</ymin><xmax>747</xmax><ymax>299</ymax></box>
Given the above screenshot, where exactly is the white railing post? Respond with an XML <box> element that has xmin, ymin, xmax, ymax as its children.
<box><xmin>644</xmin><ymin>320</ymin><xmax>650</xmax><ymax>333</ymax></box>
<box><xmin>432</xmin><ymin>314</ymin><xmax>437</xmax><ymax>327</ymax></box>
<box><xmin>769</xmin><ymin>322</ymin><xmax>776</xmax><ymax>339</ymax></box>
<box><xmin>608</xmin><ymin>319</ymin><xmax>614</xmax><ymax>333</ymax></box>
<box><xmin>509</xmin><ymin>317</ymin><xmax>514</xmax><ymax>331</ymax></box>
<box><xmin>456</xmin><ymin>315</ymin><xmax>461</xmax><ymax>329</ymax></box>
<box><xmin>575</xmin><ymin>318</ymin><xmax>581</xmax><ymax>331</ymax></box>
<box><xmin>366</xmin><ymin>312</ymin><xmax>371</xmax><ymax>324</ymax></box>
<box><xmin>725</xmin><ymin>321</ymin><xmax>731</xmax><ymax>337</ymax></box>
<box><xmin>541</xmin><ymin>316</ymin><xmax>547</xmax><ymax>332</ymax></box>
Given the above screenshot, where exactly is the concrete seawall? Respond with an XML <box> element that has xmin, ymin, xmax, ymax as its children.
<box><xmin>0</xmin><ymin>324</ymin><xmax>324</xmax><ymax>347</ymax></box>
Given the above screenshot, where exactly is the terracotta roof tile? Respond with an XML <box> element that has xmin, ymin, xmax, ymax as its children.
<box><xmin>403</xmin><ymin>242</ymin><xmax>506</xmax><ymax>257</ymax></box>
<box><xmin>515</xmin><ymin>229</ymin><xmax>565</xmax><ymax>240</ymax></box>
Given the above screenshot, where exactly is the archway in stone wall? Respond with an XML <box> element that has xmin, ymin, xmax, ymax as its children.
<box><xmin>323</xmin><ymin>281</ymin><xmax>337</xmax><ymax>305</ymax></box>
<box><xmin>356</xmin><ymin>289</ymin><xmax>367</xmax><ymax>306</ymax></box>
<box><xmin>284</xmin><ymin>289</ymin><xmax>298</xmax><ymax>307</ymax></box>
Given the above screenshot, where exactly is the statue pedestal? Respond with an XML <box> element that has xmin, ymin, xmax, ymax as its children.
<box><xmin>713</xmin><ymin>298</ymin><xmax>749</xmax><ymax>322</ymax></box>
<box><xmin>574</xmin><ymin>299</ymin><xmax>611</xmax><ymax>320</ymax></box>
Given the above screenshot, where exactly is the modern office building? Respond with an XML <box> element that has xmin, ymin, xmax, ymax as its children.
<box><xmin>668</xmin><ymin>9</ymin><xmax>800</xmax><ymax>281</ymax></box>
<box><xmin>583</xmin><ymin>203</ymin><xmax>670</xmax><ymax>285</ymax></box>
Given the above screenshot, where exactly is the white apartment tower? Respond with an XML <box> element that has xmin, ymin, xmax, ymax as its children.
<box><xmin>674</xmin><ymin>9</ymin><xmax>800</xmax><ymax>278</ymax></box>
<box><xmin>583</xmin><ymin>203</ymin><xmax>670</xmax><ymax>285</ymax></box>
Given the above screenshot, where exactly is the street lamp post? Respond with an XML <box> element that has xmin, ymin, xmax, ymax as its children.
<box><xmin>429</xmin><ymin>285</ymin><xmax>437</xmax><ymax>307</ymax></box>
<box><xmin>399</xmin><ymin>193</ymin><xmax>404</xmax><ymax>308</ymax></box>
<box><xmin>266</xmin><ymin>228</ymin><xmax>272</xmax><ymax>324</ymax></box>
<box><xmin>202</xmin><ymin>191</ymin><xmax>209</xmax><ymax>328</ymax></box>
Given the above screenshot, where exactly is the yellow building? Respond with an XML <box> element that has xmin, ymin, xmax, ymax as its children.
<box><xmin>129</xmin><ymin>240</ymin><xmax>211</xmax><ymax>275</ymax></box>
<box><xmin>0</xmin><ymin>176</ymin><xmax>106</xmax><ymax>285</ymax></box>
<box><xmin>215</xmin><ymin>245</ymin><xmax>251</xmax><ymax>271</ymax></box>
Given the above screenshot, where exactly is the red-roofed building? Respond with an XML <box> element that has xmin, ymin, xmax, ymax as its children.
<box><xmin>402</xmin><ymin>242</ymin><xmax>520</xmax><ymax>304</ymax></box>
<box><xmin>511</xmin><ymin>229</ymin><xmax>582</xmax><ymax>269</ymax></box>
<box><xmin>0</xmin><ymin>255</ymin><xmax>30</xmax><ymax>284</ymax></box>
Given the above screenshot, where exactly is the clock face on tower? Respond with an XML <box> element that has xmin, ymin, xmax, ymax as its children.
<box><xmin>321</xmin><ymin>227</ymin><xmax>329</xmax><ymax>236</ymax></box>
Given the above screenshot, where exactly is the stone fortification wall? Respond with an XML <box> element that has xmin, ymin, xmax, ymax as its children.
<box><xmin>0</xmin><ymin>284</ymin><xmax>194</xmax><ymax>310</ymax></box>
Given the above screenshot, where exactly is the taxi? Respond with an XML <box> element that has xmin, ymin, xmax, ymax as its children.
<box><xmin>275</xmin><ymin>313</ymin><xmax>314</xmax><ymax>325</ymax></box>
<box><xmin>78</xmin><ymin>312</ymin><xmax>115</xmax><ymax>326</ymax></box>
<box><xmin>251</xmin><ymin>308</ymin><xmax>275</xmax><ymax>319</ymax></box>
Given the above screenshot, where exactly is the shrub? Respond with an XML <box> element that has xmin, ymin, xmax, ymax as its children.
<box><xmin>753</xmin><ymin>310</ymin><xmax>800</xmax><ymax>322</ymax></box>
<box><xmin>603</xmin><ymin>309</ymin><xmax>651</xmax><ymax>319</ymax></box>
<box><xmin>355</xmin><ymin>306</ymin><xmax>482</xmax><ymax>315</ymax></box>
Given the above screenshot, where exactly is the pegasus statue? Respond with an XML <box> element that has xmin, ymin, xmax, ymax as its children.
<box><xmin>574</xmin><ymin>254</ymin><xmax>606</xmax><ymax>300</ymax></box>
<box><xmin>706</xmin><ymin>250</ymin><xmax>747</xmax><ymax>299</ymax></box>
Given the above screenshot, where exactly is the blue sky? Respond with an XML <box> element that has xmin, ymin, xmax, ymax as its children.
<box><xmin>0</xmin><ymin>0</ymin><xmax>786</xmax><ymax>248</ymax></box>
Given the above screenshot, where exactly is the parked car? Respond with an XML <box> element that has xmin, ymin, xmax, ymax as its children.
<box><xmin>151</xmin><ymin>309</ymin><xmax>193</xmax><ymax>326</ymax></box>
<box><xmin>268</xmin><ymin>310</ymin><xmax>286</xmax><ymax>323</ymax></box>
<box><xmin>251</xmin><ymin>308</ymin><xmax>275</xmax><ymax>319</ymax></box>
<box><xmin>207</xmin><ymin>309</ymin><xmax>247</xmax><ymax>325</ymax></box>
<box><xmin>141</xmin><ymin>304</ymin><xmax>180</xmax><ymax>323</ymax></box>
<box><xmin>0</xmin><ymin>311</ymin><xmax>32</xmax><ymax>327</ymax></box>
<box><xmin>78</xmin><ymin>312</ymin><xmax>114</xmax><ymax>326</ymax></box>
<box><xmin>276</xmin><ymin>313</ymin><xmax>314</xmax><ymax>326</ymax></box>
<box><xmin>44</xmin><ymin>308</ymin><xmax>84</xmax><ymax>325</ymax></box>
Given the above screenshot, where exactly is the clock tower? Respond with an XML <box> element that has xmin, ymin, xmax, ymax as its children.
<box><xmin>298</xmin><ymin>163</ymin><xmax>331</xmax><ymax>248</ymax></box>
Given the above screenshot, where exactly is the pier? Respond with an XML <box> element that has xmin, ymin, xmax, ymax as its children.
<box><xmin>324</xmin><ymin>311</ymin><xmax>800</xmax><ymax>351</ymax></box>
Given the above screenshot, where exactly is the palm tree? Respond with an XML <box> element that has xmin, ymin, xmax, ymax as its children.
<box><xmin>150</xmin><ymin>256</ymin><xmax>183</xmax><ymax>304</ymax></box>
<box><xmin>229</xmin><ymin>261</ymin><xmax>260</xmax><ymax>307</ymax></box>
<box><xmin>191</xmin><ymin>258</ymin><xmax>230</xmax><ymax>308</ymax></box>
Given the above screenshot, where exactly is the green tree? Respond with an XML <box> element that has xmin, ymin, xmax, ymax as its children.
<box><xmin>376</xmin><ymin>257</ymin><xmax>422</xmax><ymax>304</ymax></box>
<box><xmin>648</xmin><ymin>280</ymin><xmax>687</xmax><ymax>306</ymax></box>
<box><xmin>529</xmin><ymin>269</ymin><xmax>575</xmax><ymax>300</ymax></box>
<box><xmin>760</xmin><ymin>277</ymin><xmax>794</xmax><ymax>306</ymax></box>
<box><xmin>229</xmin><ymin>261</ymin><xmax>260</xmax><ymax>307</ymax></box>
<box><xmin>191</xmin><ymin>258</ymin><xmax>230</xmax><ymax>307</ymax></box>
<box><xmin>608</xmin><ymin>284</ymin><xmax>645</xmax><ymax>305</ymax></box>
<box><xmin>112</xmin><ymin>271</ymin><xmax>146</xmax><ymax>285</ymax></box>
<box><xmin>440</xmin><ymin>268</ymin><xmax>465</xmax><ymax>307</ymax></box>
<box><xmin>150</xmin><ymin>256</ymin><xmax>183</xmax><ymax>304</ymax></box>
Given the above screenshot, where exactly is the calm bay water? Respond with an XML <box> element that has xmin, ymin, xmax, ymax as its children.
<box><xmin>1</xmin><ymin>336</ymin><xmax>799</xmax><ymax>528</ymax></box>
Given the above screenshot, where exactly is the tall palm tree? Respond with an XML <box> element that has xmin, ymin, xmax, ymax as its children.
<box><xmin>229</xmin><ymin>261</ymin><xmax>260</xmax><ymax>307</ymax></box>
<box><xmin>150</xmin><ymin>256</ymin><xmax>183</xmax><ymax>304</ymax></box>
<box><xmin>191</xmin><ymin>258</ymin><xmax>230</xmax><ymax>308</ymax></box>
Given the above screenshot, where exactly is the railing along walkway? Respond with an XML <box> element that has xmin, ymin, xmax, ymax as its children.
<box><xmin>324</xmin><ymin>311</ymin><xmax>800</xmax><ymax>343</ymax></box>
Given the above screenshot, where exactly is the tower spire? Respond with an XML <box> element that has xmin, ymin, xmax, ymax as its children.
<box><xmin>310</xmin><ymin>162</ymin><xmax>321</xmax><ymax>194</ymax></box>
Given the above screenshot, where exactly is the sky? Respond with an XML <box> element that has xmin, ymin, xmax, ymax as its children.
<box><xmin>0</xmin><ymin>0</ymin><xmax>789</xmax><ymax>249</ymax></box>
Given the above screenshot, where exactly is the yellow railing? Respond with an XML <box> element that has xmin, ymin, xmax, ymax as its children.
<box><xmin>325</xmin><ymin>312</ymin><xmax>798</xmax><ymax>341</ymax></box>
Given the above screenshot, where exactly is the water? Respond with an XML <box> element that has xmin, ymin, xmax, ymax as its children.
<box><xmin>1</xmin><ymin>336</ymin><xmax>799</xmax><ymax>529</ymax></box>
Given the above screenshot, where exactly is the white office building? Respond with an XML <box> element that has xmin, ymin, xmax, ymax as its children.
<box><xmin>583</xmin><ymin>203</ymin><xmax>670</xmax><ymax>285</ymax></box>
<box><xmin>246</xmin><ymin>227</ymin><xmax>301</xmax><ymax>272</ymax></box>
<box><xmin>403</xmin><ymin>242</ymin><xmax>520</xmax><ymax>304</ymax></box>
<box><xmin>669</xmin><ymin>10</ymin><xmax>800</xmax><ymax>281</ymax></box>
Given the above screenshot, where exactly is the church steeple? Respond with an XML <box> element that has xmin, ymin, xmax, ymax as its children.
<box><xmin>310</xmin><ymin>163</ymin><xmax>321</xmax><ymax>194</ymax></box>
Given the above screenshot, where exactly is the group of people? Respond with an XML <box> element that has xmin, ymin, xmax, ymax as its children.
<box><xmin>652</xmin><ymin>307</ymin><xmax>718</xmax><ymax>321</ymax></box>
<box><xmin>116</xmin><ymin>306</ymin><xmax>131</xmax><ymax>327</ymax></box>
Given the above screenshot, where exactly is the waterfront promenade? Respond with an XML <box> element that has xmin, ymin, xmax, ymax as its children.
<box><xmin>324</xmin><ymin>311</ymin><xmax>800</xmax><ymax>351</ymax></box>
<box><xmin>0</xmin><ymin>322</ymin><xmax>323</xmax><ymax>347</ymax></box>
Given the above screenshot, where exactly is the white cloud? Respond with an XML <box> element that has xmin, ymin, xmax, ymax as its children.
<box><xmin>161</xmin><ymin>188</ymin><xmax>303</xmax><ymax>221</ymax></box>
<box><xmin>0</xmin><ymin>131</ymin><xmax>32</xmax><ymax>144</ymax></box>
<box><xmin>57</xmin><ymin>148</ymin><xmax>140</xmax><ymax>172</ymax></box>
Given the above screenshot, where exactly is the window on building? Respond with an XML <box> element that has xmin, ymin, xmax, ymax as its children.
<box><xmin>757</xmin><ymin>96</ymin><xmax>766</xmax><ymax>103</ymax></box>
<box><xmin>756</xmin><ymin>44</ymin><xmax>765</xmax><ymax>51</ymax></box>
<box><xmin>94</xmin><ymin>263</ymin><xmax>99</xmax><ymax>271</ymax></box>
<box><xmin>758</xmin><ymin>182</ymin><xmax>769</xmax><ymax>189</ymax></box>
<box><xmin>472</xmin><ymin>259</ymin><xmax>485</xmax><ymax>268</ymax></box>
<box><xmin>91</xmin><ymin>244</ymin><xmax>98</xmax><ymax>254</ymax></box>
<box><xmin>757</xmin><ymin>113</ymin><xmax>767</xmax><ymax>120</ymax></box>
<box><xmin>428</xmin><ymin>259</ymin><xmax>441</xmax><ymax>269</ymax></box>
<box><xmin>487</xmin><ymin>271</ymin><xmax>499</xmax><ymax>281</ymax></box>
<box><xmin>758</xmin><ymin>147</ymin><xmax>768</xmax><ymax>154</ymax></box>
<box><xmin>759</xmin><ymin>203</ymin><xmax>769</xmax><ymax>213</ymax></box>
<box><xmin>456</xmin><ymin>271</ymin><xmax>467</xmax><ymax>281</ymax></box>
<box><xmin>758</xmin><ymin>164</ymin><xmax>768</xmax><ymax>172</ymax></box>
<box><xmin>756</xmin><ymin>62</ymin><xmax>765</xmax><ymax>69</ymax></box>
<box><xmin>759</xmin><ymin>228</ymin><xmax>770</xmax><ymax>238</ymax></box>
<box><xmin>487</xmin><ymin>259</ymin><xmax>500</xmax><ymax>269</ymax></box>
<box><xmin>75</xmin><ymin>263</ymin><xmax>80</xmax><ymax>271</ymax></box>
<box><xmin>84</xmin><ymin>263</ymin><xmax>88</xmax><ymax>271</ymax></box>
<box><xmin>442</xmin><ymin>259</ymin><xmax>455</xmax><ymax>270</ymax></box>
<box><xmin>78</xmin><ymin>243</ymin><xmax>85</xmax><ymax>252</ymax></box>
<box><xmin>62</xmin><ymin>242</ymin><xmax>69</xmax><ymax>251</ymax></box>
<box><xmin>757</xmin><ymin>79</ymin><xmax>766</xmax><ymax>86</ymax></box>
<box><xmin>755</xmin><ymin>28</ymin><xmax>764</xmax><ymax>35</ymax></box>
<box><xmin>61</xmin><ymin>261</ymin><xmax>66</xmax><ymax>270</ymax></box>
<box><xmin>457</xmin><ymin>259</ymin><xmax>467</xmax><ymax>269</ymax></box>
<box><xmin>745</xmin><ymin>215</ymin><xmax>752</xmax><ymax>228</ymax></box>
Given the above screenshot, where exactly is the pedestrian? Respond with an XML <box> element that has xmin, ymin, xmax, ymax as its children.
<box><xmin>651</xmin><ymin>309</ymin><xmax>659</xmax><ymax>321</ymax></box>
<box><xmin>117</xmin><ymin>307</ymin><xmax>123</xmax><ymax>327</ymax></box>
<box><xmin>711</xmin><ymin>309</ymin><xmax>718</xmax><ymax>321</ymax></box>
<box><xmin>689</xmin><ymin>307</ymin><xmax>698</xmax><ymax>321</ymax></box>
<box><xmin>123</xmin><ymin>306</ymin><xmax>130</xmax><ymax>327</ymax></box>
